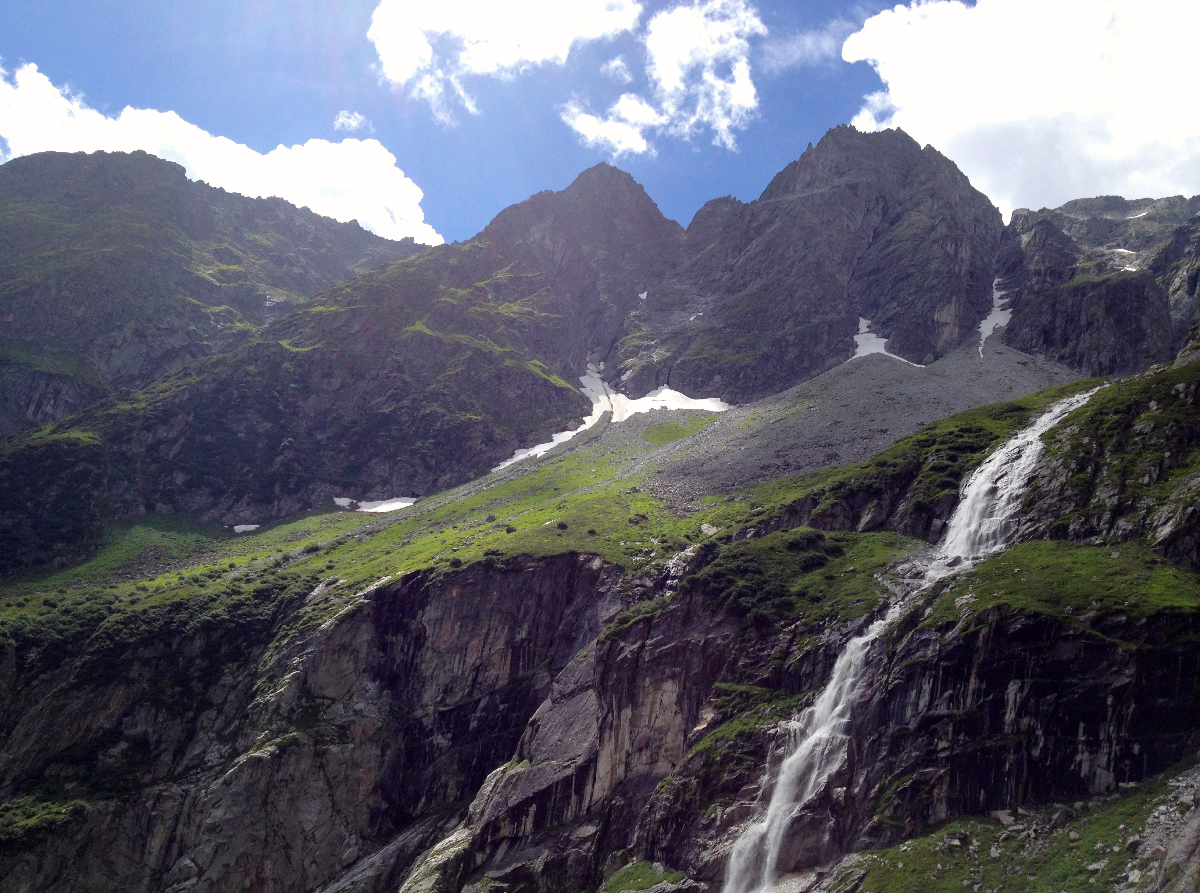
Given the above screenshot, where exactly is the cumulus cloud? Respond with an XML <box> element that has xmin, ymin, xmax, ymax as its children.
<box><xmin>368</xmin><ymin>0</ymin><xmax>643</xmax><ymax>120</ymax></box>
<box><xmin>601</xmin><ymin>56</ymin><xmax>634</xmax><ymax>84</ymax></box>
<box><xmin>761</xmin><ymin>18</ymin><xmax>856</xmax><ymax>72</ymax></box>
<box><xmin>644</xmin><ymin>0</ymin><xmax>766</xmax><ymax>148</ymax></box>
<box><xmin>333</xmin><ymin>110</ymin><xmax>373</xmax><ymax>133</ymax></box>
<box><xmin>563</xmin><ymin>93</ymin><xmax>666</xmax><ymax>156</ymax></box>
<box><xmin>561</xmin><ymin>0</ymin><xmax>766</xmax><ymax>156</ymax></box>
<box><xmin>0</xmin><ymin>64</ymin><xmax>441</xmax><ymax>244</ymax></box>
<box><xmin>842</xmin><ymin>0</ymin><xmax>1200</xmax><ymax>216</ymax></box>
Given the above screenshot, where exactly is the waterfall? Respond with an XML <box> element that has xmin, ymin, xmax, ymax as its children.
<box><xmin>938</xmin><ymin>388</ymin><xmax>1098</xmax><ymax>562</ymax></box>
<box><xmin>720</xmin><ymin>388</ymin><xmax>1099</xmax><ymax>893</ymax></box>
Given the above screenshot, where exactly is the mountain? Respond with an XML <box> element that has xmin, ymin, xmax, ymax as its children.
<box><xmin>0</xmin><ymin>150</ymin><xmax>423</xmax><ymax>437</ymax></box>
<box><xmin>0</xmin><ymin>126</ymin><xmax>1199</xmax><ymax>893</ymax></box>
<box><xmin>617</xmin><ymin>125</ymin><xmax>1003</xmax><ymax>397</ymax></box>
<box><xmin>0</xmin><ymin>130</ymin><xmax>1011</xmax><ymax>572</ymax></box>
<box><xmin>999</xmin><ymin>193</ymin><xmax>1200</xmax><ymax>375</ymax></box>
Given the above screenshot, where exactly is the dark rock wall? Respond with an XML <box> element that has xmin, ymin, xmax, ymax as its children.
<box><xmin>0</xmin><ymin>554</ymin><xmax>620</xmax><ymax>893</ymax></box>
<box><xmin>616</xmin><ymin>126</ymin><xmax>1003</xmax><ymax>399</ymax></box>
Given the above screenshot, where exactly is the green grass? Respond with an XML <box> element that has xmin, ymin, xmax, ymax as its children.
<box><xmin>859</xmin><ymin>767</ymin><xmax>1179</xmax><ymax>893</ymax></box>
<box><xmin>678</xmin><ymin>528</ymin><xmax>921</xmax><ymax>629</ymax></box>
<box><xmin>643</xmin><ymin>414</ymin><xmax>717</xmax><ymax>446</ymax></box>
<box><xmin>0</xmin><ymin>795</ymin><xmax>90</xmax><ymax>844</ymax></box>
<box><xmin>922</xmin><ymin>539</ymin><xmax>1200</xmax><ymax>631</ymax></box>
<box><xmin>603</xmin><ymin>861</ymin><xmax>686</xmax><ymax>893</ymax></box>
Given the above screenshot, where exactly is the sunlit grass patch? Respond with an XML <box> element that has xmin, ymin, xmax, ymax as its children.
<box><xmin>643</xmin><ymin>413</ymin><xmax>717</xmax><ymax>446</ymax></box>
<box><xmin>922</xmin><ymin>539</ymin><xmax>1200</xmax><ymax>631</ymax></box>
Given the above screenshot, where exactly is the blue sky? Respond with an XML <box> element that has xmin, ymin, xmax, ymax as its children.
<box><xmin>2</xmin><ymin>0</ymin><xmax>1197</xmax><ymax>245</ymax></box>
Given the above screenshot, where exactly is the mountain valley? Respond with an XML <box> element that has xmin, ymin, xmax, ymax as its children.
<box><xmin>0</xmin><ymin>128</ymin><xmax>1198</xmax><ymax>893</ymax></box>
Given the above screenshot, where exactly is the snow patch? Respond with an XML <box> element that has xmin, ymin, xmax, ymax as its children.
<box><xmin>334</xmin><ymin>496</ymin><xmax>416</xmax><ymax>513</ymax></box>
<box><xmin>493</xmin><ymin>364</ymin><xmax>730</xmax><ymax>471</ymax></box>
<box><xmin>233</xmin><ymin>525</ymin><xmax>260</xmax><ymax>534</ymax></box>
<box><xmin>638</xmin><ymin>291</ymin><xmax>648</xmax><ymax>301</ymax></box>
<box><xmin>849</xmin><ymin>318</ymin><xmax>924</xmax><ymax>367</ymax></box>
<box><xmin>978</xmin><ymin>280</ymin><xmax>1013</xmax><ymax>356</ymax></box>
<box><xmin>1112</xmin><ymin>248</ymin><xmax>1135</xmax><ymax>254</ymax></box>
<box><xmin>1127</xmin><ymin>211</ymin><xmax>1150</xmax><ymax>219</ymax></box>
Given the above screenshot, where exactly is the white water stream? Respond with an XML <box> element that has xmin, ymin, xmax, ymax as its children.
<box><xmin>720</xmin><ymin>387</ymin><xmax>1100</xmax><ymax>893</ymax></box>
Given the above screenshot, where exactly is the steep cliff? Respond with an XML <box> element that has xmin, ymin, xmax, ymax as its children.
<box><xmin>1000</xmin><ymin>218</ymin><xmax>1176</xmax><ymax>376</ymax></box>
<box><xmin>1000</xmin><ymin>192</ymin><xmax>1200</xmax><ymax>376</ymax></box>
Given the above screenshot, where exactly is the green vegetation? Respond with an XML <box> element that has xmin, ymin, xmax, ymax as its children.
<box><xmin>923</xmin><ymin>539</ymin><xmax>1200</xmax><ymax>631</ymax></box>
<box><xmin>678</xmin><ymin>528</ymin><xmax>919</xmax><ymax>629</ymax></box>
<box><xmin>643</xmin><ymin>414</ymin><xmax>716</xmax><ymax>446</ymax></box>
<box><xmin>602</xmin><ymin>861</ymin><xmax>686</xmax><ymax>893</ymax></box>
<box><xmin>859</xmin><ymin>767</ymin><xmax>1178</xmax><ymax>893</ymax></box>
<box><xmin>1034</xmin><ymin>361</ymin><xmax>1200</xmax><ymax>535</ymax></box>
<box><xmin>0</xmin><ymin>796</ymin><xmax>89</xmax><ymax>844</ymax></box>
<box><xmin>601</xmin><ymin>595</ymin><xmax>673</xmax><ymax>641</ymax></box>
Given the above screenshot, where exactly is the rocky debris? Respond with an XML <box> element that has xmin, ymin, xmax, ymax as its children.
<box><xmin>647</xmin><ymin>340</ymin><xmax>1079</xmax><ymax>513</ymax></box>
<box><xmin>1114</xmin><ymin>763</ymin><xmax>1200</xmax><ymax>892</ymax></box>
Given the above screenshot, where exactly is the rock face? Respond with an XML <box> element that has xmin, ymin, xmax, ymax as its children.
<box><xmin>1000</xmin><ymin>193</ymin><xmax>1200</xmax><ymax>376</ymax></box>
<box><xmin>1153</xmin><ymin>219</ymin><xmax>1200</xmax><ymax>344</ymax></box>
<box><xmin>0</xmin><ymin>150</ymin><xmax>423</xmax><ymax>435</ymax></box>
<box><xmin>617</xmin><ymin>126</ymin><xmax>1004</xmax><ymax>398</ymax></box>
<box><xmin>0</xmin><ymin>554</ymin><xmax>623</xmax><ymax>893</ymax></box>
<box><xmin>1000</xmin><ymin>218</ymin><xmax>1176</xmax><ymax>376</ymax></box>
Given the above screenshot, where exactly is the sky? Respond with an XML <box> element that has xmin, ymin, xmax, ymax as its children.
<box><xmin>2</xmin><ymin>0</ymin><xmax>1198</xmax><ymax>245</ymax></box>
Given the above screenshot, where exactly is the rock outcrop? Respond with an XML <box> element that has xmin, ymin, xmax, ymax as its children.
<box><xmin>0</xmin><ymin>554</ymin><xmax>623</xmax><ymax>893</ymax></box>
<box><xmin>1000</xmin><ymin>218</ymin><xmax>1176</xmax><ymax>376</ymax></box>
<box><xmin>1000</xmin><ymin>193</ymin><xmax>1200</xmax><ymax>376</ymax></box>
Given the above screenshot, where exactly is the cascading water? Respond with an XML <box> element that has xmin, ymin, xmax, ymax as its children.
<box><xmin>937</xmin><ymin>388</ymin><xmax>1098</xmax><ymax>564</ymax></box>
<box><xmin>720</xmin><ymin>388</ymin><xmax>1100</xmax><ymax>893</ymax></box>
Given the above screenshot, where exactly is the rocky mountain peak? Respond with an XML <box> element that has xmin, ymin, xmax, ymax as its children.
<box><xmin>757</xmin><ymin>125</ymin><xmax>929</xmax><ymax>202</ymax></box>
<box><xmin>481</xmin><ymin>162</ymin><xmax>683</xmax><ymax>265</ymax></box>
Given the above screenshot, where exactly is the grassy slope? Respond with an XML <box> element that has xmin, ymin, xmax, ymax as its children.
<box><xmin>0</xmin><ymin>379</ymin><xmax>1156</xmax><ymax>680</ymax></box>
<box><xmin>858</xmin><ymin>761</ymin><xmax>1188</xmax><ymax>893</ymax></box>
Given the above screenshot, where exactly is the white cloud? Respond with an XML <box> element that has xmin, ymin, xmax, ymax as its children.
<box><xmin>333</xmin><ymin>110</ymin><xmax>373</xmax><ymax>133</ymax></box>
<box><xmin>0</xmin><ymin>64</ymin><xmax>441</xmax><ymax>244</ymax></box>
<box><xmin>563</xmin><ymin>93</ymin><xmax>666</xmax><ymax>156</ymax></box>
<box><xmin>644</xmin><ymin>0</ymin><xmax>766</xmax><ymax>149</ymax></box>
<box><xmin>601</xmin><ymin>56</ymin><xmax>634</xmax><ymax>84</ymax></box>
<box><xmin>761</xmin><ymin>18</ymin><xmax>856</xmax><ymax>72</ymax></box>
<box><xmin>562</xmin><ymin>0</ymin><xmax>767</xmax><ymax>156</ymax></box>
<box><xmin>842</xmin><ymin>0</ymin><xmax>1200</xmax><ymax>216</ymax></box>
<box><xmin>368</xmin><ymin>0</ymin><xmax>643</xmax><ymax>118</ymax></box>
